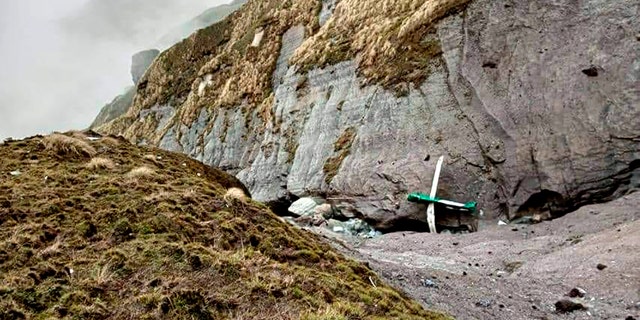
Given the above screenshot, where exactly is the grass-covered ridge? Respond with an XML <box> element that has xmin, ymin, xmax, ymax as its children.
<box><xmin>99</xmin><ymin>0</ymin><xmax>322</xmax><ymax>144</ymax></box>
<box><xmin>97</xmin><ymin>0</ymin><xmax>472</xmax><ymax>143</ymax></box>
<box><xmin>292</xmin><ymin>0</ymin><xmax>471</xmax><ymax>92</ymax></box>
<box><xmin>0</xmin><ymin>132</ymin><xmax>449</xmax><ymax>319</ymax></box>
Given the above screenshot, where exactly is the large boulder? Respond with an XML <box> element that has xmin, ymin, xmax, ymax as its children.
<box><xmin>287</xmin><ymin>197</ymin><xmax>319</xmax><ymax>217</ymax></box>
<box><xmin>97</xmin><ymin>0</ymin><xmax>640</xmax><ymax>231</ymax></box>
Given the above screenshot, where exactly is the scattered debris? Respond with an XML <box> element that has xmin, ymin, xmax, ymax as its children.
<box><xmin>582</xmin><ymin>65</ymin><xmax>599</xmax><ymax>77</ymax></box>
<box><xmin>503</xmin><ymin>261</ymin><xmax>523</xmax><ymax>273</ymax></box>
<box><xmin>369</xmin><ymin>276</ymin><xmax>377</xmax><ymax>287</ymax></box>
<box><xmin>555</xmin><ymin>299</ymin><xmax>587</xmax><ymax>313</ymax></box>
<box><xmin>596</xmin><ymin>263</ymin><xmax>607</xmax><ymax>270</ymax></box>
<box><xmin>482</xmin><ymin>61</ymin><xmax>497</xmax><ymax>69</ymax></box>
<box><xmin>511</xmin><ymin>216</ymin><xmax>534</xmax><ymax>224</ymax></box>
<box><xmin>567</xmin><ymin>287</ymin><xmax>586</xmax><ymax>298</ymax></box>
<box><xmin>314</xmin><ymin>203</ymin><xmax>333</xmax><ymax>219</ymax></box>
<box><xmin>9</xmin><ymin>170</ymin><xmax>21</xmax><ymax>176</ymax></box>
<box><xmin>566</xmin><ymin>234</ymin><xmax>584</xmax><ymax>244</ymax></box>
<box><xmin>475</xmin><ymin>300</ymin><xmax>492</xmax><ymax>308</ymax></box>
<box><xmin>294</xmin><ymin>214</ymin><xmax>325</xmax><ymax>227</ymax></box>
<box><xmin>421</xmin><ymin>279</ymin><xmax>437</xmax><ymax>288</ymax></box>
<box><xmin>333</xmin><ymin>226</ymin><xmax>345</xmax><ymax>233</ymax></box>
<box><xmin>407</xmin><ymin>156</ymin><xmax>478</xmax><ymax>233</ymax></box>
<box><xmin>251</xmin><ymin>29</ymin><xmax>265</xmax><ymax>47</ymax></box>
<box><xmin>498</xmin><ymin>220</ymin><xmax>507</xmax><ymax>226</ymax></box>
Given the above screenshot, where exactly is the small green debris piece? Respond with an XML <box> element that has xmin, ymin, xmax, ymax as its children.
<box><xmin>407</xmin><ymin>192</ymin><xmax>477</xmax><ymax>213</ymax></box>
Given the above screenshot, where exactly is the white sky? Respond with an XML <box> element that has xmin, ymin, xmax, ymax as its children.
<box><xmin>0</xmin><ymin>0</ymin><xmax>229</xmax><ymax>140</ymax></box>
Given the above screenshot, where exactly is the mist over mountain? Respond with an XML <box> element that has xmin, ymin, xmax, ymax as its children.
<box><xmin>0</xmin><ymin>0</ymin><xmax>230</xmax><ymax>140</ymax></box>
<box><xmin>59</xmin><ymin>0</ymin><xmax>217</xmax><ymax>49</ymax></box>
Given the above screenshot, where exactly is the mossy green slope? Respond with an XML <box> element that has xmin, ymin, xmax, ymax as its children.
<box><xmin>0</xmin><ymin>132</ymin><xmax>451</xmax><ymax>319</ymax></box>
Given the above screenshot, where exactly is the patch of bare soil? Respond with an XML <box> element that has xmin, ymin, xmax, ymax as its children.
<box><xmin>317</xmin><ymin>192</ymin><xmax>640</xmax><ymax>320</ymax></box>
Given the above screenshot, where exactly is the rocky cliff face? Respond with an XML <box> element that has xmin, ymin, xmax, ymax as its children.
<box><xmin>90</xmin><ymin>2</ymin><xmax>247</xmax><ymax>130</ymax></box>
<box><xmin>97</xmin><ymin>0</ymin><xmax>640</xmax><ymax>230</ymax></box>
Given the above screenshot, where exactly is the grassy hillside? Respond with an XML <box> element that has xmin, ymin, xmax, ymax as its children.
<box><xmin>0</xmin><ymin>132</ymin><xmax>449</xmax><ymax>319</ymax></box>
<box><xmin>98</xmin><ymin>0</ymin><xmax>471</xmax><ymax>143</ymax></box>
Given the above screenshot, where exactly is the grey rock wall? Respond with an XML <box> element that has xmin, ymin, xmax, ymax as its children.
<box><xmin>137</xmin><ymin>0</ymin><xmax>640</xmax><ymax>230</ymax></box>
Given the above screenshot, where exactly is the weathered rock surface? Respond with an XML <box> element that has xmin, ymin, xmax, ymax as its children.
<box><xmin>288</xmin><ymin>197</ymin><xmax>318</xmax><ymax>217</ymax></box>
<box><xmin>98</xmin><ymin>0</ymin><xmax>640</xmax><ymax>231</ymax></box>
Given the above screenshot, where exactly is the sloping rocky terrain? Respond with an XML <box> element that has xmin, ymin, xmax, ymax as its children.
<box><xmin>90</xmin><ymin>1</ymin><xmax>247</xmax><ymax>130</ymax></box>
<box><xmin>324</xmin><ymin>191</ymin><xmax>640</xmax><ymax>319</ymax></box>
<box><xmin>0</xmin><ymin>132</ymin><xmax>445</xmax><ymax>319</ymax></box>
<box><xmin>95</xmin><ymin>0</ymin><xmax>639</xmax><ymax>231</ymax></box>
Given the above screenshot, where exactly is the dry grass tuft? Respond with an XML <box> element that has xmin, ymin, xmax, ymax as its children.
<box><xmin>91</xmin><ymin>264</ymin><xmax>115</xmax><ymax>285</ymax></box>
<box><xmin>42</xmin><ymin>133</ymin><xmax>97</xmax><ymax>157</ymax></box>
<box><xmin>69</xmin><ymin>130</ymin><xmax>88</xmax><ymax>140</ymax></box>
<box><xmin>143</xmin><ymin>154</ymin><xmax>159</xmax><ymax>162</ymax></box>
<box><xmin>86</xmin><ymin>157</ymin><xmax>116</xmax><ymax>170</ymax></box>
<box><xmin>101</xmin><ymin>136</ymin><xmax>122</xmax><ymax>146</ymax></box>
<box><xmin>182</xmin><ymin>188</ymin><xmax>198</xmax><ymax>202</ymax></box>
<box><xmin>39</xmin><ymin>237</ymin><xmax>63</xmax><ymax>258</ymax></box>
<box><xmin>224</xmin><ymin>187</ymin><xmax>248</xmax><ymax>202</ymax></box>
<box><xmin>144</xmin><ymin>191</ymin><xmax>171</xmax><ymax>202</ymax></box>
<box><xmin>292</xmin><ymin>0</ymin><xmax>470</xmax><ymax>90</ymax></box>
<box><xmin>125</xmin><ymin>166</ymin><xmax>156</xmax><ymax>179</ymax></box>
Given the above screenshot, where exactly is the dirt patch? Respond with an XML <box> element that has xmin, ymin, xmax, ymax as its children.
<box><xmin>323</xmin><ymin>127</ymin><xmax>356</xmax><ymax>184</ymax></box>
<box><xmin>324</xmin><ymin>192</ymin><xmax>640</xmax><ymax>319</ymax></box>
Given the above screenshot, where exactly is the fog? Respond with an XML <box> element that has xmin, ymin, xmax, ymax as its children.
<box><xmin>0</xmin><ymin>0</ymin><xmax>230</xmax><ymax>140</ymax></box>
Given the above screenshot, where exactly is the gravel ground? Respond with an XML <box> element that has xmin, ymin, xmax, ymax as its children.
<box><xmin>310</xmin><ymin>192</ymin><xmax>640</xmax><ymax>320</ymax></box>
